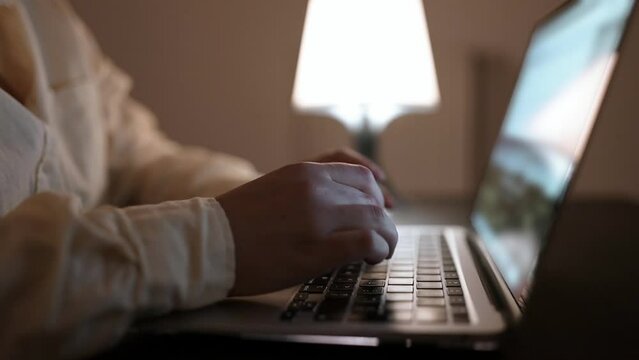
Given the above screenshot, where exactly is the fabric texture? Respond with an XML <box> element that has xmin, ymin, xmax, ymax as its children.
<box><xmin>0</xmin><ymin>0</ymin><xmax>260</xmax><ymax>357</ymax></box>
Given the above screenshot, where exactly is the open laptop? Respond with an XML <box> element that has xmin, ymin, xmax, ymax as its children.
<box><xmin>137</xmin><ymin>0</ymin><xmax>636</xmax><ymax>349</ymax></box>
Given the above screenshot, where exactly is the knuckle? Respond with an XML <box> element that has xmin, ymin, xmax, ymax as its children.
<box><xmin>363</xmin><ymin>204</ymin><xmax>385</xmax><ymax>220</ymax></box>
<box><xmin>356</xmin><ymin>164</ymin><xmax>375</xmax><ymax>183</ymax></box>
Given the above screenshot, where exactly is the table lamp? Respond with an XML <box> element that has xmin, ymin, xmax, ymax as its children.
<box><xmin>292</xmin><ymin>0</ymin><xmax>440</xmax><ymax>160</ymax></box>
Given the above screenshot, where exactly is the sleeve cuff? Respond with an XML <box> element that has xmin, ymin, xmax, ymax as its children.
<box><xmin>205</xmin><ymin>197</ymin><xmax>236</xmax><ymax>301</ymax></box>
<box><xmin>120</xmin><ymin>197</ymin><xmax>237</xmax><ymax>312</ymax></box>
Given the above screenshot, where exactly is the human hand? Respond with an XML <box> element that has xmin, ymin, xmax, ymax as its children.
<box><xmin>218</xmin><ymin>162</ymin><xmax>398</xmax><ymax>296</ymax></box>
<box><xmin>310</xmin><ymin>148</ymin><xmax>395</xmax><ymax>208</ymax></box>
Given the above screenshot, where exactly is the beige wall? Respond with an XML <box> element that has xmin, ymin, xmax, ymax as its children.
<box><xmin>72</xmin><ymin>0</ymin><xmax>638</xmax><ymax>201</ymax></box>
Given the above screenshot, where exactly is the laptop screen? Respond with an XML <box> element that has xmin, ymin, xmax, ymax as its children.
<box><xmin>471</xmin><ymin>0</ymin><xmax>635</xmax><ymax>306</ymax></box>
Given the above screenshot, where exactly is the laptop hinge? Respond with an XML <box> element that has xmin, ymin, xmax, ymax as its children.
<box><xmin>465</xmin><ymin>233</ymin><xmax>521</xmax><ymax>326</ymax></box>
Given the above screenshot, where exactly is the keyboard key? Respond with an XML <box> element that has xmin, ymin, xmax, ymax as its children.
<box><xmin>294</xmin><ymin>292</ymin><xmax>309</xmax><ymax>301</ymax></box>
<box><xmin>451</xmin><ymin>306</ymin><xmax>468</xmax><ymax>315</ymax></box>
<box><xmin>448</xmin><ymin>296</ymin><xmax>465</xmax><ymax>305</ymax></box>
<box><xmin>418</xmin><ymin>256</ymin><xmax>440</xmax><ymax>262</ymax></box>
<box><xmin>417</xmin><ymin>269</ymin><xmax>440</xmax><ymax>275</ymax></box>
<box><xmin>444</xmin><ymin>272</ymin><xmax>459</xmax><ymax>279</ymax></box>
<box><xmin>386</xmin><ymin>293</ymin><xmax>413</xmax><ymax>302</ymax></box>
<box><xmin>416</xmin><ymin>282</ymin><xmax>443</xmax><ymax>289</ymax></box>
<box><xmin>392</xmin><ymin>259</ymin><xmax>415</xmax><ymax>265</ymax></box>
<box><xmin>349</xmin><ymin>302</ymin><xmax>385</xmax><ymax>322</ymax></box>
<box><xmin>315</xmin><ymin>299</ymin><xmax>349</xmax><ymax>321</ymax></box>
<box><xmin>302</xmin><ymin>285</ymin><xmax>326</xmax><ymax>293</ymax></box>
<box><xmin>360</xmin><ymin>280</ymin><xmax>386</xmax><ymax>287</ymax></box>
<box><xmin>390</xmin><ymin>265</ymin><xmax>414</xmax><ymax>272</ymax></box>
<box><xmin>418</xmin><ymin>263</ymin><xmax>440</xmax><ymax>269</ymax></box>
<box><xmin>306</xmin><ymin>275</ymin><xmax>331</xmax><ymax>285</ymax></box>
<box><xmin>417</xmin><ymin>298</ymin><xmax>446</xmax><ymax>307</ymax></box>
<box><xmin>418</xmin><ymin>249</ymin><xmax>438</xmax><ymax>255</ymax></box>
<box><xmin>365</xmin><ymin>266</ymin><xmax>388</xmax><ymax>273</ymax></box>
<box><xmin>416</xmin><ymin>289</ymin><xmax>444</xmax><ymax>298</ymax></box>
<box><xmin>388</xmin><ymin>311</ymin><xmax>412</xmax><ymax>322</ymax></box>
<box><xmin>362</xmin><ymin>273</ymin><xmax>386</xmax><ymax>280</ymax></box>
<box><xmin>302</xmin><ymin>301</ymin><xmax>318</xmax><ymax>311</ymax></box>
<box><xmin>447</xmin><ymin>288</ymin><xmax>463</xmax><ymax>296</ymax></box>
<box><xmin>330</xmin><ymin>283</ymin><xmax>354</xmax><ymax>291</ymax></box>
<box><xmin>387</xmin><ymin>285</ymin><xmax>414</xmax><ymax>293</ymax></box>
<box><xmin>358</xmin><ymin>287</ymin><xmax>384</xmax><ymax>295</ymax></box>
<box><xmin>416</xmin><ymin>275</ymin><xmax>441</xmax><ymax>282</ymax></box>
<box><xmin>445</xmin><ymin>280</ymin><xmax>461</xmax><ymax>287</ymax></box>
<box><xmin>416</xmin><ymin>307</ymin><xmax>447</xmax><ymax>323</ymax></box>
<box><xmin>389</xmin><ymin>278</ymin><xmax>414</xmax><ymax>285</ymax></box>
<box><xmin>389</xmin><ymin>271</ymin><xmax>414</xmax><ymax>278</ymax></box>
<box><xmin>326</xmin><ymin>291</ymin><xmax>352</xmax><ymax>300</ymax></box>
<box><xmin>334</xmin><ymin>276</ymin><xmax>357</xmax><ymax>284</ymax></box>
<box><xmin>386</xmin><ymin>302</ymin><xmax>413</xmax><ymax>311</ymax></box>
<box><xmin>355</xmin><ymin>295</ymin><xmax>382</xmax><ymax>305</ymax></box>
<box><xmin>443</xmin><ymin>265</ymin><xmax>457</xmax><ymax>272</ymax></box>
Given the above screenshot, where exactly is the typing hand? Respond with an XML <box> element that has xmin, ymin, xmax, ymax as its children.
<box><xmin>219</xmin><ymin>162</ymin><xmax>398</xmax><ymax>296</ymax></box>
<box><xmin>309</xmin><ymin>148</ymin><xmax>395</xmax><ymax>208</ymax></box>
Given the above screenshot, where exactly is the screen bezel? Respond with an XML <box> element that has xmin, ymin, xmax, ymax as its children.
<box><xmin>469</xmin><ymin>0</ymin><xmax>638</xmax><ymax>310</ymax></box>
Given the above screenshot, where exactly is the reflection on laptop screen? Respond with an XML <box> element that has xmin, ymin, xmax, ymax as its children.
<box><xmin>471</xmin><ymin>0</ymin><xmax>635</xmax><ymax>305</ymax></box>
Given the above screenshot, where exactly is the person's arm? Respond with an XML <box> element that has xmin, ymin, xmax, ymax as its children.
<box><xmin>0</xmin><ymin>162</ymin><xmax>397</xmax><ymax>359</ymax></box>
<box><xmin>0</xmin><ymin>193</ymin><xmax>235</xmax><ymax>358</ymax></box>
<box><xmin>0</xmin><ymin>10</ymin><xmax>397</xmax><ymax>358</ymax></box>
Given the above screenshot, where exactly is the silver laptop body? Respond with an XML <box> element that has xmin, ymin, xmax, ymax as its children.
<box><xmin>136</xmin><ymin>0</ymin><xmax>636</xmax><ymax>349</ymax></box>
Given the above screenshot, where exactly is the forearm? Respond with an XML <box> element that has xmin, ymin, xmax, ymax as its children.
<box><xmin>0</xmin><ymin>192</ymin><xmax>235</xmax><ymax>358</ymax></box>
<box><xmin>122</xmin><ymin>140</ymin><xmax>261</xmax><ymax>205</ymax></box>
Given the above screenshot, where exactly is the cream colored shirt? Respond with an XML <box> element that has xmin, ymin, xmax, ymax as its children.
<box><xmin>0</xmin><ymin>0</ymin><xmax>260</xmax><ymax>358</ymax></box>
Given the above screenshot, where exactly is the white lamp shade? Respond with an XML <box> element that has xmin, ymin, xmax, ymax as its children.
<box><xmin>292</xmin><ymin>0</ymin><xmax>440</xmax><ymax>131</ymax></box>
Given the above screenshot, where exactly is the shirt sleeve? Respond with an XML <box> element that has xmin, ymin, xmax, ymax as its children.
<box><xmin>0</xmin><ymin>192</ymin><xmax>235</xmax><ymax>358</ymax></box>
<box><xmin>97</xmin><ymin>57</ymin><xmax>261</xmax><ymax>207</ymax></box>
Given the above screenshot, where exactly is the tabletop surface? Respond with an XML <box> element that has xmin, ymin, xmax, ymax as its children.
<box><xmin>93</xmin><ymin>198</ymin><xmax>639</xmax><ymax>359</ymax></box>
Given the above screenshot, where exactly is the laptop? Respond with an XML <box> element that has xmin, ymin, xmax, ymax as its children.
<box><xmin>136</xmin><ymin>0</ymin><xmax>636</xmax><ymax>349</ymax></box>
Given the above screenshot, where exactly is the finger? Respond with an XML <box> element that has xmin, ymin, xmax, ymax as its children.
<box><xmin>321</xmin><ymin>163</ymin><xmax>385</xmax><ymax>207</ymax></box>
<box><xmin>327</xmin><ymin>149</ymin><xmax>387</xmax><ymax>181</ymax></box>
<box><xmin>364</xmin><ymin>230</ymin><xmax>391</xmax><ymax>264</ymax></box>
<box><xmin>323</xmin><ymin>229</ymin><xmax>390</xmax><ymax>266</ymax></box>
<box><xmin>329</xmin><ymin>204</ymin><xmax>398</xmax><ymax>257</ymax></box>
<box><xmin>381</xmin><ymin>184</ymin><xmax>395</xmax><ymax>209</ymax></box>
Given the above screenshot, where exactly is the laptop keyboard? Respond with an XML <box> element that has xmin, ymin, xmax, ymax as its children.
<box><xmin>281</xmin><ymin>233</ymin><xmax>470</xmax><ymax>324</ymax></box>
